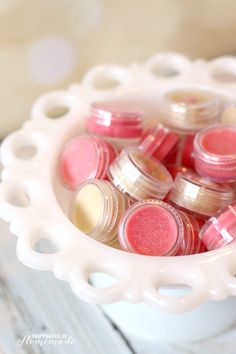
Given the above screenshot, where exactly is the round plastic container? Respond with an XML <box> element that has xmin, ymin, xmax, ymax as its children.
<box><xmin>60</xmin><ymin>135</ymin><xmax>117</xmax><ymax>190</ymax></box>
<box><xmin>169</xmin><ymin>171</ymin><xmax>234</xmax><ymax>219</ymax></box>
<box><xmin>138</xmin><ymin>124</ymin><xmax>180</xmax><ymax>162</ymax></box>
<box><xmin>118</xmin><ymin>200</ymin><xmax>205</xmax><ymax>256</ymax></box>
<box><xmin>199</xmin><ymin>202</ymin><xmax>236</xmax><ymax>250</ymax></box>
<box><xmin>108</xmin><ymin>147</ymin><xmax>173</xmax><ymax>202</ymax></box>
<box><xmin>86</xmin><ymin>101</ymin><xmax>144</xmax><ymax>149</ymax></box>
<box><xmin>160</xmin><ymin>88</ymin><xmax>220</xmax><ymax>134</ymax></box>
<box><xmin>1</xmin><ymin>53</ymin><xmax>236</xmax><ymax>344</ymax></box>
<box><xmin>194</xmin><ymin>124</ymin><xmax>236</xmax><ymax>182</ymax></box>
<box><xmin>71</xmin><ymin>179</ymin><xmax>130</xmax><ymax>245</ymax></box>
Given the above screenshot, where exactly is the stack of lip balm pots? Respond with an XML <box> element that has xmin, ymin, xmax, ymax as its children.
<box><xmin>59</xmin><ymin>89</ymin><xmax>236</xmax><ymax>256</ymax></box>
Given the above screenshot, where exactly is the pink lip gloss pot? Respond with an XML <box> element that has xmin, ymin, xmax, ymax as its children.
<box><xmin>160</xmin><ymin>89</ymin><xmax>220</xmax><ymax>168</ymax></box>
<box><xmin>108</xmin><ymin>147</ymin><xmax>173</xmax><ymax>202</ymax></box>
<box><xmin>86</xmin><ymin>101</ymin><xmax>145</xmax><ymax>149</ymax></box>
<box><xmin>193</xmin><ymin>124</ymin><xmax>236</xmax><ymax>182</ymax></box>
<box><xmin>169</xmin><ymin>171</ymin><xmax>234</xmax><ymax>219</ymax></box>
<box><xmin>70</xmin><ymin>179</ymin><xmax>130</xmax><ymax>245</ymax></box>
<box><xmin>138</xmin><ymin>124</ymin><xmax>180</xmax><ymax>162</ymax></box>
<box><xmin>199</xmin><ymin>202</ymin><xmax>236</xmax><ymax>250</ymax></box>
<box><xmin>118</xmin><ymin>200</ymin><xmax>205</xmax><ymax>256</ymax></box>
<box><xmin>60</xmin><ymin>135</ymin><xmax>117</xmax><ymax>190</ymax></box>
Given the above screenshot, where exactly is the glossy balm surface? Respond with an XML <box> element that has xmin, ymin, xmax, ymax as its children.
<box><xmin>73</xmin><ymin>184</ymin><xmax>103</xmax><ymax>233</ymax></box>
<box><xmin>125</xmin><ymin>205</ymin><xmax>178</xmax><ymax>256</ymax></box>
<box><xmin>194</xmin><ymin>124</ymin><xmax>236</xmax><ymax>182</ymax></box>
<box><xmin>60</xmin><ymin>135</ymin><xmax>116</xmax><ymax>189</ymax></box>
<box><xmin>201</xmin><ymin>127</ymin><xmax>236</xmax><ymax>155</ymax></box>
<box><xmin>119</xmin><ymin>200</ymin><xmax>183</xmax><ymax>256</ymax></box>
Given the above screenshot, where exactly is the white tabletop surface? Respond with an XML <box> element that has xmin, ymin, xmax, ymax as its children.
<box><xmin>1</xmin><ymin>219</ymin><xmax>236</xmax><ymax>354</ymax></box>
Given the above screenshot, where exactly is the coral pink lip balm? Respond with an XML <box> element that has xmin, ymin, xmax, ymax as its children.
<box><xmin>194</xmin><ymin>124</ymin><xmax>236</xmax><ymax>182</ymax></box>
<box><xmin>199</xmin><ymin>202</ymin><xmax>236</xmax><ymax>250</ymax></box>
<box><xmin>86</xmin><ymin>101</ymin><xmax>145</xmax><ymax>139</ymax></box>
<box><xmin>138</xmin><ymin>124</ymin><xmax>180</xmax><ymax>162</ymax></box>
<box><xmin>118</xmin><ymin>200</ymin><xmax>184</xmax><ymax>256</ymax></box>
<box><xmin>60</xmin><ymin>135</ymin><xmax>117</xmax><ymax>190</ymax></box>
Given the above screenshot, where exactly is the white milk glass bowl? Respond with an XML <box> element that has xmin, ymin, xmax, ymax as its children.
<box><xmin>1</xmin><ymin>53</ymin><xmax>236</xmax><ymax>343</ymax></box>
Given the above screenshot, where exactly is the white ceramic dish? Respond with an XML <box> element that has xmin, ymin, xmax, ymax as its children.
<box><xmin>1</xmin><ymin>52</ymin><xmax>236</xmax><ymax>343</ymax></box>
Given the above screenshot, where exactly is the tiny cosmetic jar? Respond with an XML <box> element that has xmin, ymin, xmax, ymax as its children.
<box><xmin>177</xmin><ymin>211</ymin><xmax>206</xmax><ymax>255</ymax></box>
<box><xmin>108</xmin><ymin>147</ymin><xmax>173</xmax><ymax>202</ymax></box>
<box><xmin>118</xmin><ymin>200</ymin><xmax>205</xmax><ymax>256</ymax></box>
<box><xmin>71</xmin><ymin>179</ymin><xmax>130</xmax><ymax>245</ymax></box>
<box><xmin>138</xmin><ymin>123</ymin><xmax>180</xmax><ymax>162</ymax></box>
<box><xmin>86</xmin><ymin>101</ymin><xmax>145</xmax><ymax>149</ymax></box>
<box><xmin>199</xmin><ymin>202</ymin><xmax>236</xmax><ymax>250</ymax></box>
<box><xmin>60</xmin><ymin>135</ymin><xmax>117</xmax><ymax>190</ymax></box>
<box><xmin>169</xmin><ymin>171</ymin><xmax>234</xmax><ymax>219</ymax></box>
<box><xmin>160</xmin><ymin>89</ymin><xmax>220</xmax><ymax>169</ymax></box>
<box><xmin>160</xmin><ymin>88</ymin><xmax>220</xmax><ymax>134</ymax></box>
<box><xmin>193</xmin><ymin>124</ymin><xmax>236</xmax><ymax>182</ymax></box>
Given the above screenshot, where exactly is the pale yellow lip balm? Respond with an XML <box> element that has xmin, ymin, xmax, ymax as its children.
<box><xmin>71</xmin><ymin>179</ymin><xmax>130</xmax><ymax>245</ymax></box>
<box><xmin>73</xmin><ymin>183</ymin><xmax>103</xmax><ymax>234</ymax></box>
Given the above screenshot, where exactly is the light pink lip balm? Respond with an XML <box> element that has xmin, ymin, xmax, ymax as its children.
<box><xmin>194</xmin><ymin>124</ymin><xmax>236</xmax><ymax>182</ymax></box>
<box><xmin>60</xmin><ymin>135</ymin><xmax>117</xmax><ymax>190</ymax></box>
<box><xmin>199</xmin><ymin>202</ymin><xmax>236</xmax><ymax>250</ymax></box>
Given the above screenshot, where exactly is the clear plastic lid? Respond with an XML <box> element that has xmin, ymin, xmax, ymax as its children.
<box><xmin>160</xmin><ymin>88</ymin><xmax>220</xmax><ymax>134</ymax></box>
<box><xmin>86</xmin><ymin>101</ymin><xmax>145</xmax><ymax>138</ymax></box>
<box><xmin>138</xmin><ymin>123</ymin><xmax>180</xmax><ymax>161</ymax></box>
<box><xmin>108</xmin><ymin>147</ymin><xmax>173</xmax><ymax>201</ymax></box>
<box><xmin>199</xmin><ymin>202</ymin><xmax>236</xmax><ymax>250</ymax></box>
<box><xmin>169</xmin><ymin>171</ymin><xmax>234</xmax><ymax>217</ymax></box>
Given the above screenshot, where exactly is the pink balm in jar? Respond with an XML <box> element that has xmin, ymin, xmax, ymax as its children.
<box><xmin>86</xmin><ymin>101</ymin><xmax>144</xmax><ymax>149</ymax></box>
<box><xmin>194</xmin><ymin>124</ymin><xmax>236</xmax><ymax>182</ymax></box>
<box><xmin>199</xmin><ymin>202</ymin><xmax>236</xmax><ymax>250</ymax></box>
<box><xmin>118</xmin><ymin>200</ymin><xmax>184</xmax><ymax>256</ymax></box>
<box><xmin>60</xmin><ymin>136</ymin><xmax>117</xmax><ymax>190</ymax></box>
<box><xmin>138</xmin><ymin>124</ymin><xmax>180</xmax><ymax>162</ymax></box>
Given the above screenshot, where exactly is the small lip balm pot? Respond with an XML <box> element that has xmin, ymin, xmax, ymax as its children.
<box><xmin>194</xmin><ymin>124</ymin><xmax>236</xmax><ymax>182</ymax></box>
<box><xmin>199</xmin><ymin>202</ymin><xmax>236</xmax><ymax>250</ymax></box>
<box><xmin>60</xmin><ymin>135</ymin><xmax>117</xmax><ymax>190</ymax></box>
<box><xmin>108</xmin><ymin>147</ymin><xmax>173</xmax><ymax>202</ymax></box>
<box><xmin>138</xmin><ymin>123</ymin><xmax>180</xmax><ymax>162</ymax></box>
<box><xmin>169</xmin><ymin>171</ymin><xmax>234</xmax><ymax>219</ymax></box>
<box><xmin>160</xmin><ymin>89</ymin><xmax>220</xmax><ymax>168</ymax></box>
<box><xmin>86</xmin><ymin>101</ymin><xmax>145</xmax><ymax>149</ymax></box>
<box><xmin>70</xmin><ymin>179</ymin><xmax>130</xmax><ymax>245</ymax></box>
<box><xmin>118</xmin><ymin>200</ymin><xmax>205</xmax><ymax>256</ymax></box>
